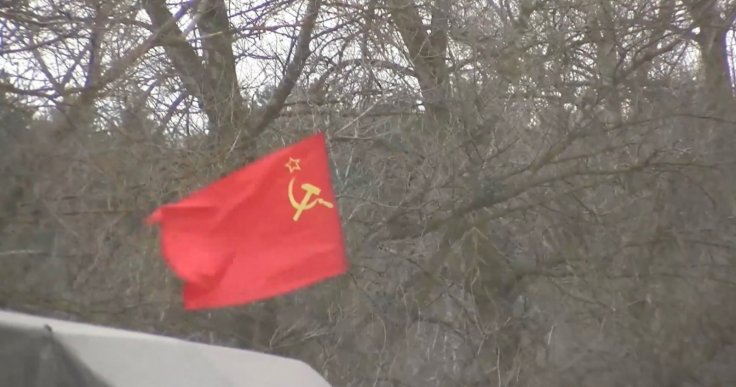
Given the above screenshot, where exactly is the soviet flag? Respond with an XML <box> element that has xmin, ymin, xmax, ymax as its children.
<box><xmin>147</xmin><ymin>132</ymin><xmax>348</xmax><ymax>310</ymax></box>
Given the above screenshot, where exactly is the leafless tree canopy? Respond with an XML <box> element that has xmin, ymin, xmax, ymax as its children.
<box><xmin>2</xmin><ymin>0</ymin><xmax>736</xmax><ymax>385</ymax></box>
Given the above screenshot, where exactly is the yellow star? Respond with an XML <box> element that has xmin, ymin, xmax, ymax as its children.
<box><xmin>285</xmin><ymin>157</ymin><xmax>301</xmax><ymax>173</ymax></box>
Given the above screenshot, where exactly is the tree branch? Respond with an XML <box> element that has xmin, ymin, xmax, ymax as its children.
<box><xmin>309</xmin><ymin>58</ymin><xmax>416</xmax><ymax>99</ymax></box>
<box><xmin>245</xmin><ymin>0</ymin><xmax>322</xmax><ymax>140</ymax></box>
<box><xmin>143</xmin><ymin>0</ymin><xmax>209</xmax><ymax>115</ymax></box>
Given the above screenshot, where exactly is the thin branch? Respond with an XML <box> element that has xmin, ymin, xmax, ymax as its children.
<box><xmin>244</xmin><ymin>0</ymin><xmax>322</xmax><ymax>140</ymax></box>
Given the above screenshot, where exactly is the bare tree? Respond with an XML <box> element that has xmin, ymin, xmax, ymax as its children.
<box><xmin>1</xmin><ymin>0</ymin><xmax>736</xmax><ymax>386</ymax></box>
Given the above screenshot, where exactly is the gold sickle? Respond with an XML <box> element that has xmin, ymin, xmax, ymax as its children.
<box><xmin>288</xmin><ymin>178</ymin><xmax>334</xmax><ymax>221</ymax></box>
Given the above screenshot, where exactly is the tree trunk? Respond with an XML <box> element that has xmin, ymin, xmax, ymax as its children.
<box><xmin>687</xmin><ymin>0</ymin><xmax>735</xmax><ymax>112</ymax></box>
<box><xmin>145</xmin><ymin>0</ymin><xmax>320</xmax><ymax>151</ymax></box>
<box><xmin>588</xmin><ymin>0</ymin><xmax>622</xmax><ymax>124</ymax></box>
<box><xmin>196</xmin><ymin>0</ymin><xmax>250</xmax><ymax>144</ymax></box>
<box><xmin>143</xmin><ymin>0</ymin><xmax>249</xmax><ymax>145</ymax></box>
<box><xmin>388</xmin><ymin>0</ymin><xmax>451</xmax><ymax>123</ymax></box>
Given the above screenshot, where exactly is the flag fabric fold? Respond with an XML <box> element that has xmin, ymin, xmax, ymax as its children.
<box><xmin>147</xmin><ymin>132</ymin><xmax>348</xmax><ymax>310</ymax></box>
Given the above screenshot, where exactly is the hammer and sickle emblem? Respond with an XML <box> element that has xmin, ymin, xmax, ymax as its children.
<box><xmin>288</xmin><ymin>178</ymin><xmax>334</xmax><ymax>221</ymax></box>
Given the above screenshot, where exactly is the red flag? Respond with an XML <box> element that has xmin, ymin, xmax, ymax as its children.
<box><xmin>147</xmin><ymin>132</ymin><xmax>348</xmax><ymax>310</ymax></box>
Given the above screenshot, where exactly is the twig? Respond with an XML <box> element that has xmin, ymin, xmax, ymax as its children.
<box><xmin>0</xmin><ymin>249</ymin><xmax>45</xmax><ymax>257</ymax></box>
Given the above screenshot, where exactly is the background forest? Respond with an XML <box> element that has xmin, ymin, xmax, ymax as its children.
<box><xmin>2</xmin><ymin>0</ymin><xmax>736</xmax><ymax>385</ymax></box>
